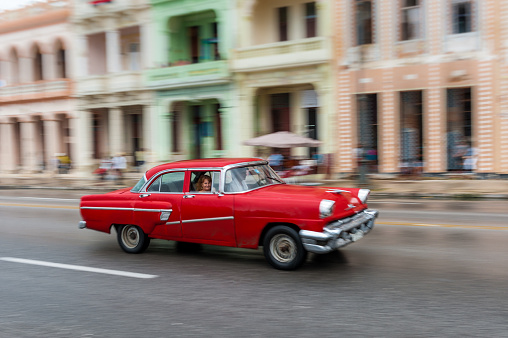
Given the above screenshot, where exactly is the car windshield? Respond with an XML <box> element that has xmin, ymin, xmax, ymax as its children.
<box><xmin>225</xmin><ymin>164</ymin><xmax>284</xmax><ymax>192</ymax></box>
<box><xmin>131</xmin><ymin>176</ymin><xmax>147</xmax><ymax>192</ymax></box>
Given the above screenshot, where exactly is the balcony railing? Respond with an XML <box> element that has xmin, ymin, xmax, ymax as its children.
<box><xmin>73</xmin><ymin>0</ymin><xmax>149</xmax><ymax>19</ymax></box>
<box><xmin>233</xmin><ymin>37</ymin><xmax>330</xmax><ymax>72</ymax></box>
<box><xmin>76</xmin><ymin>71</ymin><xmax>143</xmax><ymax>95</ymax></box>
<box><xmin>0</xmin><ymin>79</ymin><xmax>72</xmax><ymax>104</ymax></box>
<box><xmin>146</xmin><ymin>60</ymin><xmax>229</xmax><ymax>88</ymax></box>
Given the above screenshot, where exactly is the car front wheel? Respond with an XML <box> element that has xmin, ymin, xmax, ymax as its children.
<box><xmin>117</xmin><ymin>224</ymin><xmax>150</xmax><ymax>254</ymax></box>
<box><xmin>263</xmin><ymin>226</ymin><xmax>307</xmax><ymax>270</ymax></box>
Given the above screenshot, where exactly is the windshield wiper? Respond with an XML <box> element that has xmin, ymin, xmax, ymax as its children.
<box><xmin>266</xmin><ymin>176</ymin><xmax>284</xmax><ymax>183</ymax></box>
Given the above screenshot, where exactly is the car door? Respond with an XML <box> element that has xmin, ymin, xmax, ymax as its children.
<box><xmin>180</xmin><ymin>171</ymin><xmax>236</xmax><ymax>245</ymax></box>
<box><xmin>132</xmin><ymin>171</ymin><xmax>185</xmax><ymax>239</ymax></box>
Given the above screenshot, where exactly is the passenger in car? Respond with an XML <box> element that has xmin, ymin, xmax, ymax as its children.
<box><xmin>196</xmin><ymin>175</ymin><xmax>212</xmax><ymax>193</ymax></box>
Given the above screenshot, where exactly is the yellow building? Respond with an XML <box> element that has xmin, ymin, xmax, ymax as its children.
<box><xmin>233</xmin><ymin>0</ymin><xmax>334</xmax><ymax>162</ymax></box>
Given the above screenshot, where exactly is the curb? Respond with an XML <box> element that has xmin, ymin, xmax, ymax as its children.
<box><xmin>2</xmin><ymin>184</ymin><xmax>508</xmax><ymax>200</ymax></box>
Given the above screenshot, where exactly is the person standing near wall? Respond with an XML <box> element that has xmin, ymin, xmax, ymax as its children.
<box><xmin>112</xmin><ymin>153</ymin><xmax>127</xmax><ymax>184</ymax></box>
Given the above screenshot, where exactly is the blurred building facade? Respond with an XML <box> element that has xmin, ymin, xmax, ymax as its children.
<box><xmin>71</xmin><ymin>0</ymin><xmax>153</xmax><ymax>173</ymax></box>
<box><xmin>1</xmin><ymin>0</ymin><xmax>508</xmax><ymax>179</ymax></box>
<box><xmin>146</xmin><ymin>0</ymin><xmax>236</xmax><ymax>162</ymax></box>
<box><xmin>0</xmin><ymin>0</ymin><xmax>74</xmax><ymax>173</ymax></box>
<box><xmin>232</xmin><ymin>0</ymin><xmax>334</xmax><ymax>161</ymax></box>
<box><xmin>334</xmin><ymin>0</ymin><xmax>508</xmax><ymax>177</ymax></box>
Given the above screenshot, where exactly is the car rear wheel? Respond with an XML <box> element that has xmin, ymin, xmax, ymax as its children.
<box><xmin>117</xmin><ymin>224</ymin><xmax>150</xmax><ymax>254</ymax></box>
<box><xmin>263</xmin><ymin>226</ymin><xmax>307</xmax><ymax>270</ymax></box>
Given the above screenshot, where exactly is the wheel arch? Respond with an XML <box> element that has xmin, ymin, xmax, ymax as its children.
<box><xmin>258</xmin><ymin>222</ymin><xmax>301</xmax><ymax>246</ymax></box>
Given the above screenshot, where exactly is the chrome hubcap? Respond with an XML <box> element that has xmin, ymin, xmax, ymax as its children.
<box><xmin>270</xmin><ymin>234</ymin><xmax>297</xmax><ymax>263</ymax></box>
<box><xmin>122</xmin><ymin>226</ymin><xmax>139</xmax><ymax>249</ymax></box>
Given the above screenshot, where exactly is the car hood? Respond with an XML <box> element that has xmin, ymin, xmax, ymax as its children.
<box><xmin>248</xmin><ymin>184</ymin><xmax>366</xmax><ymax>214</ymax></box>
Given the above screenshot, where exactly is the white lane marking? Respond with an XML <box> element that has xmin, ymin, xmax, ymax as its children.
<box><xmin>0</xmin><ymin>257</ymin><xmax>158</xmax><ymax>279</ymax></box>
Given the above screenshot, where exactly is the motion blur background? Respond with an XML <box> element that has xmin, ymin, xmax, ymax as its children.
<box><xmin>0</xmin><ymin>0</ymin><xmax>506</xmax><ymax>182</ymax></box>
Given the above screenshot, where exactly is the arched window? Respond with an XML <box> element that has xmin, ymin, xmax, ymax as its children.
<box><xmin>56</xmin><ymin>40</ymin><xmax>67</xmax><ymax>78</ymax></box>
<box><xmin>9</xmin><ymin>49</ymin><xmax>20</xmax><ymax>84</ymax></box>
<box><xmin>33</xmin><ymin>45</ymin><xmax>43</xmax><ymax>81</ymax></box>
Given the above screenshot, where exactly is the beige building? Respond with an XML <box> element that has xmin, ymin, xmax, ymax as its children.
<box><xmin>0</xmin><ymin>0</ymin><xmax>75</xmax><ymax>174</ymax></box>
<box><xmin>233</xmin><ymin>0</ymin><xmax>334</xmax><ymax>162</ymax></box>
<box><xmin>334</xmin><ymin>0</ymin><xmax>508</xmax><ymax>177</ymax></box>
<box><xmin>71</xmin><ymin>0</ymin><xmax>153</xmax><ymax>173</ymax></box>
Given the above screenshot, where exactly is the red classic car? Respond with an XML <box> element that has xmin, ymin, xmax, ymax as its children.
<box><xmin>79</xmin><ymin>158</ymin><xmax>378</xmax><ymax>270</ymax></box>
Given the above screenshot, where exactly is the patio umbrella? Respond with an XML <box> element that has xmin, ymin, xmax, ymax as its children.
<box><xmin>243</xmin><ymin>131</ymin><xmax>322</xmax><ymax>148</ymax></box>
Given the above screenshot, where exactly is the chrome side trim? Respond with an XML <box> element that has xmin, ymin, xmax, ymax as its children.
<box><xmin>165</xmin><ymin>221</ymin><xmax>180</xmax><ymax>225</ymax></box>
<box><xmin>81</xmin><ymin>207</ymin><xmax>173</xmax><ymax>213</ymax></box>
<box><xmin>182</xmin><ymin>216</ymin><xmax>234</xmax><ymax>224</ymax></box>
<box><xmin>326</xmin><ymin>189</ymin><xmax>348</xmax><ymax>194</ymax></box>
<box><xmin>134</xmin><ymin>208</ymin><xmax>172</xmax><ymax>213</ymax></box>
<box><xmin>81</xmin><ymin>207</ymin><xmax>134</xmax><ymax>211</ymax></box>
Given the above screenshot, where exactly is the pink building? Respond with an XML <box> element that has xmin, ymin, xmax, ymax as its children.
<box><xmin>333</xmin><ymin>0</ymin><xmax>508</xmax><ymax>177</ymax></box>
<box><xmin>0</xmin><ymin>0</ymin><xmax>75</xmax><ymax>174</ymax></box>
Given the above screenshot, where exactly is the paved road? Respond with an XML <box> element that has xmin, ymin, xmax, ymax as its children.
<box><xmin>1</xmin><ymin>191</ymin><xmax>507</xmax><ymax>337</ymax></box>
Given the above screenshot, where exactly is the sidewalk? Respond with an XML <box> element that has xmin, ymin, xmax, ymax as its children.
<box><xmin>1</xmin><ymin>172</ymin><xmax>508</xmax><ymax>200</ymax></box>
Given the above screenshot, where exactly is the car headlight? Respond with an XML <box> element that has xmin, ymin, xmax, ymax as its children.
<box><xmin>319</xmin><ymin>199</ymin><xmax>335</xmax><ymax>218</ymax></box>
<box><xmin>358</xmin><ymin>189</ymin><xmax>370</xmax><ymax>204</ymax></box>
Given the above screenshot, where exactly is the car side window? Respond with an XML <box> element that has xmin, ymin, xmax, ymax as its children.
<box><xmin>147</xmin><ymin>171</ymin><xmax>185</xmax><ymax>193</ymax></box>
<box><xmin>147</xmin><ymin>176</ymin><xmax>161</xmax><ymax>192</ymax></box>
<box><xmin>160</xmin><ymin>171</ymin><xmax>185</xmax><ymax>193</ymax></box>
<box><xmin>225</xmin><ymin>167</ymin><xmax>249</xmax><ymax>192</ymax></box>
<box><xmin>190</xmin><ymin>171</ymin><xmax>220</xmax><ymax>193</ymax></box>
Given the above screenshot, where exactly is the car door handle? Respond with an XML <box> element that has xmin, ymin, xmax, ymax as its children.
<box><xmin>183</xmin><ymin>195</ymin><xmax>195</xmax><ymax>199</ymax></box>
<box><xmin>139</xmin><ymin>194</ymin><xmax>151</xmax><ymax>198</ymax></box>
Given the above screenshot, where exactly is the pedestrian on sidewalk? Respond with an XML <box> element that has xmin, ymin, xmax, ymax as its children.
<box><xmin>94</xmin><ymin>156</ymin><xmax>113</xmax><ymax>181</ymax></box>
<box><xmin>112</xmin><ymin>153</ymin><xmax>127</xmax><ymax>184</ymax></box>
<box><xmin>135</xmin><ymin>148</ymin><xmax>145</xmax><ymax>172</ymax></box>
<box><xmin>353</xmin><ymin>143</ymin><xmax>368</xmax><ymax>185</ymax></box>
<box><xmin>463</xmin><ymin>141</ymin><xmax>479</xmax><ymax>172</ymax></box>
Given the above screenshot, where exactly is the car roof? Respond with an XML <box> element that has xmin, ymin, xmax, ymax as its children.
<box><xmin>145</xmin><ymin>157</ymin><xmax>266</xmax><ymax>180</ymax></box>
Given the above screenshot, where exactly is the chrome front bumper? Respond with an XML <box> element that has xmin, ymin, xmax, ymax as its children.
<box><xmin>299</xmin><ymin>209</ymin><xmax>379</xmax><ymax>254</ymax></box>
<box><xmin>78</xmin><ymin>221</ymin><xmax>87</xmax><ymax>229</ymax></box>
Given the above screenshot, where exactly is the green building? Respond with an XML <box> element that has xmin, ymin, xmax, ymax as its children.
<box><xmin>146</xmin><ymin>0</ymin><xmax>237</xmax><ymax>161</ymax></box>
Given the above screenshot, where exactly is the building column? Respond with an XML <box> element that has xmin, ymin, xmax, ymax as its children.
<box><xmin>140</xmin><ymin>22</ymin><xmax>153</xmax><ymax>69</ymax></box>
<box><xmin>20</xmin><ymin>118</ymin><xmax>37</xmax><ymax>172</ymax></box>
<box><xmin>292</xmin><ymin>90</ymin><xmax>305</xmax><ymax>158</ymax></box>
<box><xmin>156</xmin><ymin>101</ymin><xmax>171</xmax><ymax>163</ymax></box>
<box><xmin>477</xmin><ymin>60</ymin><xmax>495</xmax><ymax>174</ymax></box>
<box><xmin>3</xmin><ymin>122</ymin><xmax>17</xmax><ymax>172</ymax></box>
<box><xmin>426</xmin><ymin>64</ymin><xmax>445</xmax><ymax>173</ymax></box>
<box><xmin>73</xmin><ymin>35</ymin><xmax>89</xmax><ymax>78</ymax></box>
<box><xmin>75</xmin><ymin>110</ymin><xmax>93</xmax><ymax>175</ymax></box>
<box><xmin>237</xmin><ymin>83</ymin><xmax>256</xmax><ymax>157</ymax></box>
<box><xmin>106</xmin><ymin>30</ymin><xmax>122</xmax><ymax>73</ymax></box>
<box><xmin>240</xmin><ymin>5</ymin><xmax>253</xmax><ymax>48</ymax></box>
<box><xmin>215</xmin><ymin>99</ymin><xmax>229</xmax><ymax>158</ymax></box>
<box><xmin>109</xmin><ymin>107</ymin><xmax>124</xmax><ymax>156</ymax></box>
<box><xmin>314</xmin><ymin>77</ymin><xmax>333</xmax><ymax>155</ymax></box>
<box><xmin>19</xmin><ymin>57</ymin><xmax>32</xmax><ymax>83</ymax></box>
<box><xmin>156</xmin><ymin>22</ymin><xmax>170</xmax><ymax>67</ymax></box>
<box><xmin>42</xmin><ymin>53</ymin><xmax>56</xmax><ymax>80</ymax></box>
<box><xmin>291</xmin><ymin>2</ymin><xmax>304</xmax><ymax>40</ymax></box>
<box><xmin>142</xmin><ymin>103</ymin><xmax>155</xmax><ymax>166</ymax></box>
<box><xmin>43</xmin><ymin>116</ymin><xmax>60</xmax><ymax>172</ymax></box>
<box><xmin>380</xmin><ymin>90</ymin><xmax>397</xmax><ymax>173</ymax></box>
<box><xmin>0</xmin><ymin>121</ymin><xmax>14</xmax><ymax>172</ymax></box>
<box><xmin>337</xmin><ymin>71</ymin><xmax>354</xmax><ymax>174</ymax></box>
<box><xmin>0</xmin><ymin>60</ymin><xmax>8</xmax><ymax>86</ymax></box>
